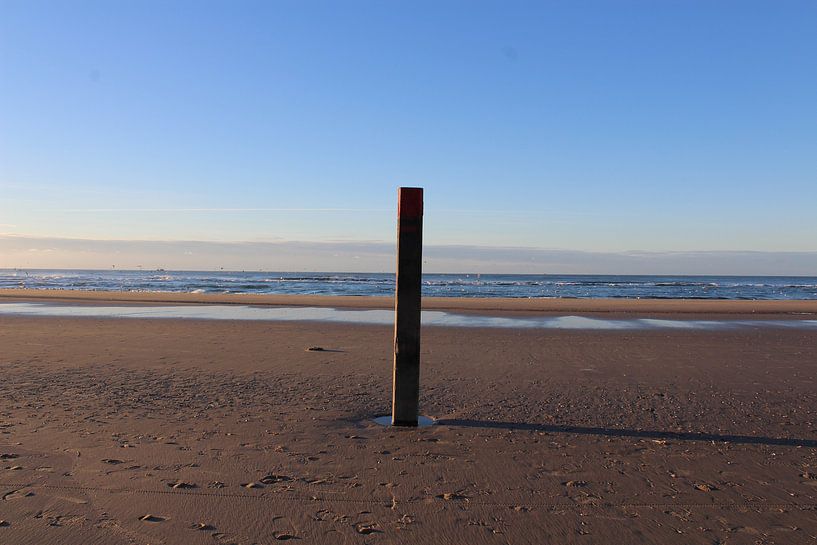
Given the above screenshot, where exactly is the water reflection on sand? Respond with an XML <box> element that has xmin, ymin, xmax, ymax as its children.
<box><xmin>2</xmin><ymin>302</ymin><xmax>817</xmax><ymax>330</ymax></box>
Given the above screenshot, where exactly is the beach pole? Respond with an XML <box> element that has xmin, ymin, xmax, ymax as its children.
<box><xmin>392</xmin><ymin>187</ymin><xmax>423</xmax><ymax>426</ymax></box>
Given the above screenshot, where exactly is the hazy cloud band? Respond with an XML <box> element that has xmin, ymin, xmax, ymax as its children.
<box><xmin>1</xmin><ymin>235</ymin><xmax>816</xmax><ymax>275</ymax></box>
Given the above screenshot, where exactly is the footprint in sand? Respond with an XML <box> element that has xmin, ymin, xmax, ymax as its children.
<box><xmin>436</xmin><ymin>492</ymin><xmax>468</xmax><ymax>501</ymax></box>
<box><xmin>242</xmin><ymin>482</ymin><xmax>264</xmax><ymax>489</ymax></box>
<box><xmin>354</xmin><ymin>522</ymin><xmax>382</xmax><ymax>535</ymax></box>
<box><xmin>273</xmin><ymin>531</ymin><xmax>299</xmax><ymax>540</ymax></box>
<box><xmin>563</xmin><ymin>480</ymin><xmax>588</xmax><ymax>488</ymax></box>
<box><xmin>260</xmin><ymin>474</ymin><xmax>292</xmax><ymax>485</ymax></box>
<box><xmin>54</xmin><ymin>495</ymin><xmax>88</xmax><ymax>505</ymax></box>
<box><xmin>101</xmin><ymin>459</ymin><xmax>125</xmax><ymax>465</ymax></box>
<box><xmin>2</xmin><ymin>489</ymin><xmax>33</xmax><ymax>500</ymax></box>
<box><xmin>192</xmin><ymin>522</ymin><xmax>216</xmax><ymax>531</ymax></box>
<box><xmin>167</xmin><ymin>481</ymin><xmax>197</xmax><ymax>489</ymax></box>
<box><xmin>139</xmin><ymin>514</ymin><xmax>167</xmax><ymax>523</ymax></box>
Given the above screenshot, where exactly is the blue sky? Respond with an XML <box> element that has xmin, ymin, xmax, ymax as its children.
<box><xmin>1</xmin><ymin>1</ymin><xmax>816</xmax><ymax>271</ymax></box>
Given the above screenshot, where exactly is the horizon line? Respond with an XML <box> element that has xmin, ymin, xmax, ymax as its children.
<box><xmin>2</xmin><ymin>233</ymin><xmax>817</xmax><ymax>255</ymax></box>
<box><xmin>2</xmin><ymin>266</ymin><xmax>817</xmax><ymax>278</ymax></box>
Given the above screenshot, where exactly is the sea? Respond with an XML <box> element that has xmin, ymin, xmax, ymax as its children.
<box><xmin>1</xmin><ymin>269</ymin><xmax>816</xmax><ymax>300</ymax></box>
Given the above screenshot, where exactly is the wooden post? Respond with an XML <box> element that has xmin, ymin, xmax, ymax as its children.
<box><xmin>392</xmin><ymin>187</ymin><xmax>423</xmax><ymax>426</ymax></box>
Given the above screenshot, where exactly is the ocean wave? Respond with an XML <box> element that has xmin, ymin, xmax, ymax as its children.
<box><xmin>263</xmin><ymin>276</ymin><xmax>391</xmax><ymax>284</ymax></box>
<box><xmin>654</xmin><ymin>282</ymin><xmax>720</xmax><ymax>287</ymax></box>
<box><xmin>2</xmin><ymin>271</ymin><xmax>816</xmax><ymax>300</ymax></box>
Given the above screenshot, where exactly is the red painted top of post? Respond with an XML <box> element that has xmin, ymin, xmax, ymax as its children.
<box><xmin>398</xmin><ymin>187</ymin><xmax>423</xmax><ymax>219</ymax></box>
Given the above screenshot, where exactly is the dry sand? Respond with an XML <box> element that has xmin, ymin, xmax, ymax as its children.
<box><xmin>1</xmin><ymin>292</ymin><xmax>816</xmax><ymax>544</ymax></box>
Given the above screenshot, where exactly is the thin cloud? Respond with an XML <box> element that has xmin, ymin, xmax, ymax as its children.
<box><xmin>1</xmin><ymin>234</ymin><xmax>816</xmax><ymax>275</ymax></box>
<box><xmin>36</xmin><ymin>207</ymin><xmax>596</xmax><ymax>216</ymax></box>
<box><xmin>38</xmin><ymin>207</ymin><xmax>393</xmax><ymax>213</ymax></box>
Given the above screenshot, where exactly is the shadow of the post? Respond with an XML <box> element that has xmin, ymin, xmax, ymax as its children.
<box><xmin>436</xmin><ymin>419</ymin><xmax>817</xmax><ymax>448</ymax></box>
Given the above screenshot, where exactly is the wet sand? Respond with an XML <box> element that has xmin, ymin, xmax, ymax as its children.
<box><xmin>1</xmin><ymin>293</ymin><xmax>816</xmax><ymax>543</ymax></box>
<box><xmin>3</xmin><ymin>287</ymin><xmax>817</xmax><ymax>316</ymax></box>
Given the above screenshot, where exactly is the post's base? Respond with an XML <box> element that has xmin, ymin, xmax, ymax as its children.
<box><xmin>373</xmin><ymin>415</ymin><xmax>435</xmax><ymax>428</ymax></box>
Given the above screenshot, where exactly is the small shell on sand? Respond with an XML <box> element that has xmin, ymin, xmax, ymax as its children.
<box><xmin>139</xmin><ymin>514</ymin><xmax>165</xmax><ymax>522</ymax></box>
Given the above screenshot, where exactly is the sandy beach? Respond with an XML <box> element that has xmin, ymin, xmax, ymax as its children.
<box><xmin>1</xmin><ymin>292</ymin><xmax>816</xmax><ymax>544</ymax></box>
